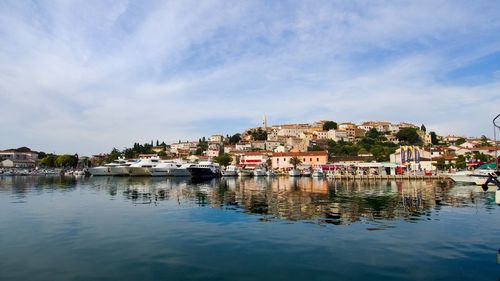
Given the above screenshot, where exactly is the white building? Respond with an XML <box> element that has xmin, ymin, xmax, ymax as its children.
<box><xmin>327</xmin><ymin>129</ymin><xmax>348</xmax><ymax>142</ymax></box>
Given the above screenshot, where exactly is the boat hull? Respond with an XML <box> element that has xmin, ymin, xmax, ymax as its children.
<box><xmin>129</xmin><ymin>167</ymin><xmax>152</xmax><ymax>176</ymax></box>
<box><xmin>151</xmin><ymin>168</ymin><xmax>191</xmax><ymax>177</ymax></box>
<box><xmin>110</xmin><ymin>166</ymin><xmax>130</xmax><ymax>176</ymax></box>
<box><xmin>89</xmin><ymin>167</ymin><xmax>111</xmax><ymax>176</ymax></box>
<box><xmin>187</xmin><ymin>167</ymin><xmax>221</xmax><ymax>178</ymax></box>
<box><xmin>222</xmin><ymin>171</ymin><xmax>238</xmax><ymax>177</ymax></box>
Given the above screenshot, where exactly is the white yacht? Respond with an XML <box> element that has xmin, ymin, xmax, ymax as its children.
<box><xmin>253</xmin><ymin>167</ymin><xmax>266</xmax><ymax>177</ymax></box>
<box><xmin>288</xmin><ymin>169</ymin><xmax>300</xmax><ymax>177</ymax></box>
<box><xmin>151</xmin><ymin>161</ymin><xmax>192</xmax><ymax>177</ymax></box>
<box><xmin>222</xmin><ymin>165</ymin><xmax>238</xmax><ymax>177</ymax></box>
<box><xmin>89</xmin><ymin>162</ymin><xmax>118</xmax><ymax>176</ymax></box>
<box><xmin>449</xmin><ymin>169</ymin><xmax>492</xmax><ymax>184</ymax></box>
<box><xmin>109</xmin><ymin>158</ymin><xmax>136</xmax><ymax>176</ymax></box>
<box><xmin>448</xmin><ymin>170</ymin><xmax>475</xmax><ymax>184</ymax></box>
<box><xmin>129</xmin><ymin>156</ymin><xmax>160</xmax><ymax>176</ymax></box>
<box><xmin>312</xmin><ymin>168</ymin><xmax>324</xmax><ymax>178</ymax></box>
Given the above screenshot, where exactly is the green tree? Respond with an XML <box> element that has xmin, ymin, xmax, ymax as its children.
<box><xmin>455</xmin><ymin>138</ymin><xmax>466</xmax><ymax>146</ymax></box>
<box><xmin>473</xmin><ymin>152</ymin><xmax>492</xmax><ymax>162</ymax></box>
<box><xmin>105</xmin><ymin>148</ymin><xmax>121</xmax><ymax>163</ymax></box>
<box><xmin>455</xmin><ymin>155</ymin><xmax>467</xmax><ymax>169</ymax></box>
<box><xmin>39</xmin><ymin>155</ymin><xmax>57</xmax><ymax>168</ymax></box>
<box><xmin>38</xmin><ymin>151</ymin><xmax>47</xmax><ymax>159</ymax></box>
<box><xmin>229</xmin><ymin>133</ymin><xmax>242</xmax><ymax>144</ymax></box>
<box><xmin>322</xmin><ymin>121</ymin><xmax>338</xmax><ymax>131</ymax></box>
<box><xmin>430</xmin><ymin>131</ymin><xmax>439</xmax><ymax>145</ymax></box>
<box><xmin>434</xmin><ymin>158</ymin><xmax>446</xmax><ymax>171</ymax></box>
<box><xmin>396</xmin><ymin>128</ymin><xmax>422</xmax><ymax>145</ymax></box>
<box><xmin>289</xmin><ymin>156</ymin><xmax>302</xmax><ymax>169</ymax></box>
<box><xmin>55</xmin><ymin>154</ymin><xmax>78</xmax><ymax>168</ymax></box>
<box><xmin>251</xmin><ymin>128</ymin><xmax>267</xmax><ymax>141</ymax></box>
<box><xmin>479</xmin><ymin>135</ymin><xmax>490</xmax><ymax>146</ymax></box>
<box><xmin>213</xmin><ymin>153</ymin><xmax>233</xmax><ymax>167</ymax></box>
<box><xmin>308</xmin><ymin>145</ymin><xmax>323</xmax><ymax>151</ymax></box>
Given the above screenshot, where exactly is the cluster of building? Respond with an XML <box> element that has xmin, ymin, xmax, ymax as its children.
<box><xmin>2</xmin><ymin>117</ymin><xmax>498</xmax><ymax>172</ymax></box>
<box><xmin>138</xmin><ymin>117</ymin><xmax>498</xmax><ymax>172</ymax></box>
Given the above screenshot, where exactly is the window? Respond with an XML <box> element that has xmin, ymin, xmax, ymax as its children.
<box><xmin>317</xmin><ymin>158</ymin><xmax>319</xmax><ymax>162</ymax></box>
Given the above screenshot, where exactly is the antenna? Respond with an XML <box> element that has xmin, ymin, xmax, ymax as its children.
<box><xmin>493</xmin><ymin>114</ymin><xmax>500</xmax><ymax>170</ymax></box>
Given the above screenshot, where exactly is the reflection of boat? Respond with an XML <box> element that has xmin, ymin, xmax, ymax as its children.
<box><xmin>187</xmin><ymin>161</ymin><xmax>222</xmax><ymax>178</ymax></box>
<box><xmin>288</xmin><ymin>169</ymin><xmax>300</xmax><ymax>177</ymax></box>
<box><xmin>312</xmin><ymin>168</ymin><xmax>323</xmax><ymax>178</ymax></box>
<box><xmin>222</xmin><ymin>165</ymin><xmax>238</xmax><ymax>177</ymax></box>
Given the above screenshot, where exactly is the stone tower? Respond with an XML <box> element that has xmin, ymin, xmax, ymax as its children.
<box><xmin>262</xmin><ymin>114</ymin><xmax>267</xmax><ymax>130</ymax></box>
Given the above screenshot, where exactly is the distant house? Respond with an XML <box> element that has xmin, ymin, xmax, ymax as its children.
<box><xmin>234</xmin><ymin>151</ymin><xmax>271</xmax><ymax>168</ymax></box>
<box><xmin>271</xmin><ymin>151</ymin><xmax>328</xmax><ymax>170</ymax></box>
<box><xmin>209</xmin><ymin>134</ymin><xmax>224</xmax><ymax>142</ymax></box>
<box><xmin>0</xmin><ymin>148</ymin><xmax>39</xmax><ymax>168</ymax></box>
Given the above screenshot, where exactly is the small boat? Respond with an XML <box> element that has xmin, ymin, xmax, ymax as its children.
<box><xmin>238</xmin><ymin>168</ymin><xmax>253</xmax><ymax>177</ymax></box>
<box><xmin>288</xmin><ymin>169</ymin><xmax>300</xmax><ymax>177</ymax></box>
<box><xmin>312</xmin><ymin>168</ymin><xmax>323</xmax><ymax>178</ymax></box>
<box><xmin>253</xmin><ymin>167</ymin><xmax>266</xmax><ymax>177</ymax></box>
<box><xmin>302</xmin><ymin>169</ymin><xmax>312</xmax><ymax>177</ymax></box>
<box><xmin>222</xmin><ymin>165</ymin><xmax>238</xmax><ymax>177</ymax></box>
<box><xmin>266</xmin><ymin>170</ymin><xmax>276</xmax><ymax>177</ymax></box>
<box><xmin>73</xmin><ymin>170</ymin><xmax>86</xmax><ymax>177</ymax></box>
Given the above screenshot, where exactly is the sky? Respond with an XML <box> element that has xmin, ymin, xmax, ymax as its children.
<box><xmin>1</xmin><ymin>0</ymin><xmax>500</xmax><ymax>155</ymax></box>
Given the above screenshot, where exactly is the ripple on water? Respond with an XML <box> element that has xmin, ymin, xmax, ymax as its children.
<box><xmin>0</xmin><ymin>176</ymin><xmax>500</xmax><ymax>281</ymax></box>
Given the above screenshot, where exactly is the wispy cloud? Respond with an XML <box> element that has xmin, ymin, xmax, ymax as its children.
<box><xmin>1</xmin><ymin>1</ymin><xmax>499</xmax><ymax>154</ymax></box>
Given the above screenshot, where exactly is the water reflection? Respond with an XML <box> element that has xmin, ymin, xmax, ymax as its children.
<box><xmin>0</xmin><ymin>176</ymin><xmax>495</xmax><ymax>225</ymax></box>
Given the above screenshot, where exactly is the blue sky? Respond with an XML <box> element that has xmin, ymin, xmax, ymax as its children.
<box><xmin>1</xmin><ymin>0</ymin><xmax>500</xmax><ymax>155</ymax></box>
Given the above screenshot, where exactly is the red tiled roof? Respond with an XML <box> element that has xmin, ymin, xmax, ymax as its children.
<box><xmin>272</xmin><ymin>151</ymin><xmax>328</xmax><ymax>157</ymax></box>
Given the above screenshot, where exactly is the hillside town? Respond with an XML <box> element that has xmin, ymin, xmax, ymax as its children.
<box><xmin>1</xmin><ymin>117</ymin><xmax>499</xmax><ymax>176</ymax></box>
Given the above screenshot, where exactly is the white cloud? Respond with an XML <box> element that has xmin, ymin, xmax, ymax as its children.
<box><xmin>0</xmin><ymin>1</ymin><xmax>499</xmax><ymax>154</ymax></box>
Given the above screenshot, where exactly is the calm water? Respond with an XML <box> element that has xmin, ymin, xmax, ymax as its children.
<box><xmin>1</xmin><ymin>176</ymin><xmax>499</xmax><ymax>281</ymax></box>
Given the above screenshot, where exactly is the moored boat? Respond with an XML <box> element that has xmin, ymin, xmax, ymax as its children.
<box><xmin>187</xmin><ymin>161</ymin><xmax>222</xmax><ymax>178</ymax></box>
<box><xmin>312</xmin><ymin>168</ymin><xmax>323</xmax><ymax>178</ymax></box>
<box><xmin>288</xmin><ymin>169</ymin><xmax>300</xmax><ymax>177</ymax></box>
<box><xmin>253</xmin><ymin>167</ymin><xmax>266</xmax><ymax>177</ymax></box>
<box><xmin>222</xmin><ymin>165</ymin><xmax>238</xmax><ymax>177</ymax></box>
<box><xmin>129</xmin><ymin>156</ymin><xmax>160</xmax><ymax>176</ymax></box>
